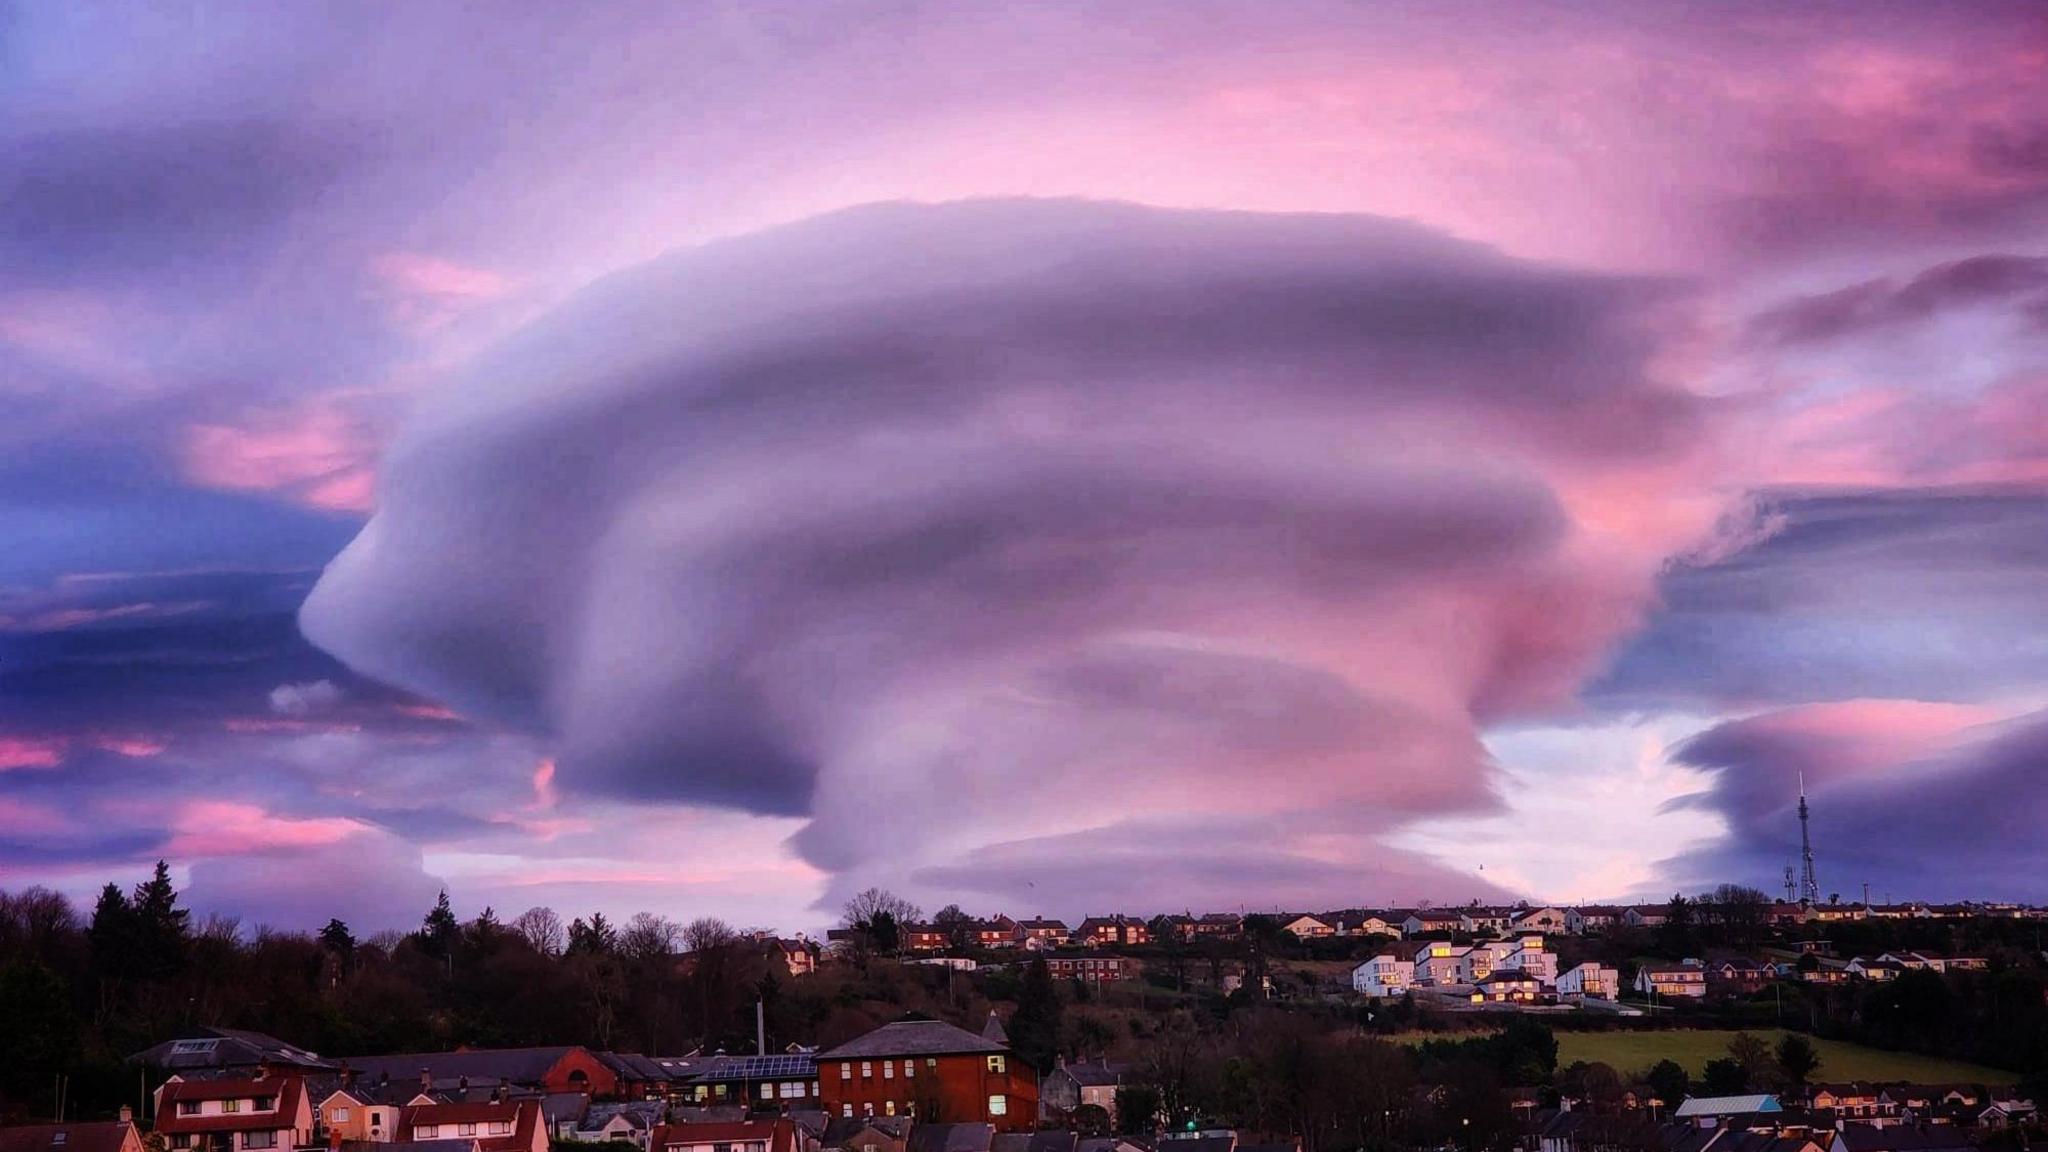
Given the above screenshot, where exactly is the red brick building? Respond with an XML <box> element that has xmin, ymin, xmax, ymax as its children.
<box><xmin>1043</xmin><ymin>957</ymin><xmax>1133</xmax><ymax>983</ymax></box>
<box><xmin>817</xmin><ymin>1019</ymin><xmax>1038</xmax><ymax>1132</ymax></box>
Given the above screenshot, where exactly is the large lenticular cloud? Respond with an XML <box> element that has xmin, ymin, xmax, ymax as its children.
<box><xmin>302</xmin><ymin>199</ymin><xmax>1711</xmax><ymax>911</ymax></box>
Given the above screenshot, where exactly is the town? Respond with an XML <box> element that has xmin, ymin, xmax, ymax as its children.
<box><xmin>3</xmin><ymin>869</ymin><xmax>2046</xmax><ymax>1152</ymax></box>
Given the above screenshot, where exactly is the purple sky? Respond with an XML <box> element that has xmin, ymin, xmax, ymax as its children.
<box><xmin>3</xmin><ymin>1</ymin><xmax>2046</xmax><ymax>934</ymax></box>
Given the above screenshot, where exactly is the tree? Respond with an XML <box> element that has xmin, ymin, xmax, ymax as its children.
<box><xmin>841</xmin><ymin>888</ymin><xmax>919</xmax><ymax>958</ymax></box>
<box><xmin>621</xmin><ymin>913</ymin><xmax>680</xmax><ymax>961</ymax></box>
<box><xmin>0</xmin><ymin>961</ymin><xmax>80</xmax><ymax>1115</ymax></box>
<box><xmin>88</xmin><ymin>883</ymin><xmax>135</xmax><ymax>986</ymax></box>
<box><xmin>567</xmin><ymin>913</ymin><xmax>618</xmax><ymax>955</ymax></box>
<box><xmin>1008</xmin><ymin>957</ymin><xmax>1063</xmax><ymax>1075</ymax></box>
<box><xmin>421</xmin><ymin>890</ymin><xmax>460</xmax><ymax>958</ymax></box>
<box><xmin>319</xmin><ymin>919</ymin><xmax>356</xmax><ymax>961</ymax></box>
<box><xmin>1701</xmin><ymin>1057</ymin><xmax>1748</xmax><ymax>1095</ymax></box>
<box><xmin>1775</xmin><ymin>1033</ymin><xmax>1821</xmax><ymax>1087</ymax></box>
<box><xmin>130</xmin><ymin>860</ymin><xmax>190</xmax><ymax>978</ymax></box>
<box><xmin>1725</xmin><ymin>1032</ymin><xmax>1771</xmax><ymax>1088</ymax></box>
<box><xmin>1644</xmin><ymin>1059</ymin><xmax>1689</xmax><ymax>1110</ymax></box>
<box><xmin>1115</xmin><ymin>1084</ymin><xmax>1162</xmax><ymax>1136</ymax></box>
<box><xmin>1655</xmin><ymin>892</ymin><xmax>1695</xmax><ymax>958</ymax></box>
<box><xmin>512</xmin><ymin>906</ymin><xmax>566</xmax><ymax>956</ymax></box>
<box><xmin>932</xmin><ymin>905</ymin><xmax>975</xmax><ymax>952</ymax></box>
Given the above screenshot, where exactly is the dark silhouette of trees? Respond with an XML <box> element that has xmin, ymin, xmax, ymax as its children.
<box><xmin>1007</xmin><ymin>958</ymin><xmax>1062</xmax><ymax>1074</ymax></box>
<box><xmin>1776</xmin><ymin>1033</ymin><xmax>1821</xmax><ymax>1086</ymax></box>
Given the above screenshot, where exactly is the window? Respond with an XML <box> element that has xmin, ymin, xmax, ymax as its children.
<box><xmin>488</xmin><ymin>1123</ymin><xmax>511</xmax><ymax>1136</ymax></box>
<box><xmin>222</xmin><ymin>1100</ymin><xmax>242</xmax><ymax>1114</ymax></box>
<box><xmin>883</xmin><ymin>1062</ymin><xmax>893</xmax><ymax>1080</ymax></box>
<box><xmin>925</xmin><ymin>1059</ymin><xmax>937</xmax><ymax>1070</ymax></box>
<box><xmin>884</xmin><ymin>1102</ymin><xmax>895</xmax><ymax>1117</ymax></box>
<box><xmin>243</xmin><ymin>1134</ymin><xmax>276</xmax><ymax>1150</ymax></box>
<box><xmin>860</xmin><ymin>1062</ymin><xmax>872</xmax><ymax>1079</ymax></box>
<box><xmin>52</xmin><ymin>1137</ymin><xmax>66</xmax><ymax>1147</ymax></box>
<box><xmin>370</xmin><ymin>1116</ymin><xmax>381</xmax><ymax>1130</ymax></box>
<box><xmin>862</xmin><ymin>1103</ymin><xmax>875</xmax><ymax>1119</ymax></box>
<box><xmin>840</xmin><ymin>1063</ymin><xmax>852</xmax><ymax>1080</ymax></box>
<box><xmin>416</xmin><ymin>1126</ymin><xmax>440</xmax><ymax>1139</ymax></box>
<box><xmin>841</xmin><ymin>1105</ymin><xmax>853</xmax><ymax>1119</ymax></box>
<box><xmin>179</xmin><ymin>1103</ymin><xmax>202</xmax><ymax>1116</ymax></box>
<box><xmin>170</xmin><ymin>1040</ymin><xmax>221</xmax><ymax>1056</ymax></box>
<box><xmin>254</xmin><ymin>1098</ymin><xmax>275</xmax><ymax>1112</ymax></box>
<box><xmin>332</xmin><ymin>1108</ymin><xmax>351</xmax><ymax>1123</ymax></box>
<box><xmin>459</xmin><ymin>1124</ymin><xmax>478</xmax><ymax>1137</ymax></box>
<box><xmin>903</xmin><ymin>1061</ymin><xmax>914</xmax><ymax>1079</ymax></box>
<box><xmin>988</xmin><ymin>1095</ymin><xmax>1008</xmax><ymax>1117</ymax></box>
<box><xmin>986</xmin><ymin>1056</ymin><xmax>1006</xmax><ymax>1074</ymax></box>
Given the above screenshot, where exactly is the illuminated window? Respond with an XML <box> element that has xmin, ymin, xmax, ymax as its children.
<box><xmin>841</xmin><ymin>1105</ymin><xmax>853</xmax><ymax>1119</ymax></box>
<box><xmin>489</xmin><ymin>1123</ymin><xmax>512</xmax><ymax>1135</ymax></box>
<box><xmin>988</xmin><ymin>1095</ymin><xmax>1008</xmax><ymax>1117</ymax></box>
<box><xmin>986</xmin><ymin>1056</ymin><xmax>1006</xmax><ymax>1074</ymax></box>
<box><xmin>222</xmin><ymin>1101</ymin><xmax>242</xmax><ymax>1114</ymax></box>
<box><xmin>841</xmin><ymin>1063</ymin><xmax>852</xmax><ymax>1080</ymax></box>
<box><xmin>925</xmin><ymin>1059</ymin><xmax>937</xmax><ymax>1070</ymax></box>
<box><xmin>884</xmin><ymin>1102</ymin><xmax>895</xmax><ymax>1117</ymax></box>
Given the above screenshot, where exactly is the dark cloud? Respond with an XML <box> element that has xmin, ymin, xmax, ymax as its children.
<box><xmin>1661</xmin><ymin>706</ymin><xmax>2048</xmax><ymax>901</ymax></box>
<box><xmin>304</xmin><ymin>198</ymin><xmax>1705</xmax><ymax>907</ymax></box>
<box><xmin>1593</xmin><ymin>486</ymin><xmax>2048</xmax><ymax>711</ymax></box>
<box><xmin>1749</xmin><ymin>256</ymin><xmax>2048</xmax><ymax>346</ymax></box>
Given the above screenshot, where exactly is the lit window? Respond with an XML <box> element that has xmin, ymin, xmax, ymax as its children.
<box><xmin>884</xmin><ymin>1102</ymin><xmax>895</xmax><ymax>1117</ymax></box>
<box><xmin>988</xmin><ymin>1095</ymin><xmax>1008</xmax><ymax>1117</ymax></box>
<box><xmin>416</xmin><ymin>1127</ymin><xmax>439</xmax><ymax>1139</ymax></box>
<box><xmin>841</xmin><ymin>1063</ymin><xmax>852</xmax><ymax>1081</ymax></box>
<box><xmin>925</xmin><ymin>1059</ymin><xmax>937</xmax><ymax>1070</ymax></box>
<box><xmin>222</xmin><ymin>1100</ymin><xmax>242</xmax><ymax>1114</ymax></box>
<box><xmin>842</xmin><ymin>1105</ymin><xmax>853</xmax><ymax>1119</ymax></box>
<box><xmin>986</xmin><ymin>1056</ymin><xmax>1006</xmax><ymax>1074</ymax></box>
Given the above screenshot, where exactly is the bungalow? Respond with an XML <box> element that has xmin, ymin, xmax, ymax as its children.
<box><xmin>1810</xmin><ymin>903</ymin><xmax>1870</xmax><ymax>924</ymax></box>
<box><xmin>1845</xmin><ymin>958</ymin><xmax>1906</xmax><ymax>982</ymax></box>
<box><xmin>1465</xmin><ymin>907</ymin><xmax>1515</xmax><ymax>935</ymax></box>
<box><xmin>1511</xmin><ymin>907</ymin><xmax>1570</xmax><ymax>934</ymax></box>
<box><xmin>1338</xmin><ymin>913</ymin><xmax>1399</xmax><ymax>938</ymax></box>
<box><xmin>1280</xmin><ymin>915</ymin><xmax>1334</xmax><ymax>939</ymax></box>
<box><xmin>1623</xmin><ymin>905</ymin><xmax>1670</xmax><ymax>929</ymax></box>
<box><xmin>1192</xmin><ymin>913</ymin><xmax>1242</xmax><ymax>939</ymax></box>
<box><xmin>1473</xmin><ymin>970</ymin><xmax>1543</xmax><ymax>1003</ymax></box>
<box><xmin>153</xmin><ymin>1073</ymin><xmax>314</xmax><ymax>1152</ymax></box>
<box><xmin>1351</xmin><ymin>947</ymin><xmax>1417</xmax><ymax>998</ymax></box>
<box><xmin>0</xmin><ymin>1122</ymin><xmax>143</xmax><ymax>1152</ymax></box>
<box><xmin>1402</xmin><ymin>911</ymin><xmax>1468</xmax><ymax>938</ymax></box>
<box><xmin>1555</xmin><ymin>962</ymin><xmax>1618</xmax><ymax>1000</ymax></box>
<box><xmin>1768</xmin><ymin>903</ymin><xmax>1816</xmax><ymax>926</ymax></box>
<box><xmin>1703</xmin><ymin>953</ymin><xmax>1773</xmax><ymax>992</ymax></box>
<box><xmin>1633</xmin><ymin>961</ymin><xmax>1707</xmax><ymax>998</ymax></box>
<box><xmin>1565</xmin><ymin>906</ymin><xmax>1624</xmax><ymax>935</ymax></box>
<box><xmin>398</xmin><ymin>1098</ymin><xmax>547</xmax><ymax>1152</ymax></box>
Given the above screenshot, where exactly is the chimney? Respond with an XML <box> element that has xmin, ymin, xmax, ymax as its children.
<box><xmin>341</xmin><ymin>1065</ymin><xmax>356</xmax><ymax>1089</ymax></box>
<box><xmin>421</xmin><ymin>1070</ymin><xmax>433</xmax><ymax>1094</ymax></box>
<box><xmin>257</xmin><ymin>1061</ymin><xmax>274</xmax><ymax>1082</ymax></box>
<box><xmin>120</xmin><ymin>1106</ymin><xmax>134</xmax><ymax>1125</ymax></box>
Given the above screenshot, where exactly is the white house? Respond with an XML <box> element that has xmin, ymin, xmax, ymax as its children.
<box><xmin>1511</xmin><ymin>907</ymin><xmax>1569</xmax><ymax>934</ymax></box>
<box><xmin>1351</xmin><ymin>951</ymin><xmax>1416</xmax><ymax>998</ymax></box>
<box><xmin>1633</xmin><ymin>961</ymin><xmax>1707</xmax><ymax>998</ymax></box>
<box><xmin>1402</xmin><ymin>911</ymin><xmax>1469</xmax><ymax>937</ymax></box>
<box><xmin>1495</xmin><ymin>937</ymin><xmax>1558</xmax><ymax>985</ymax></box>
<box><xmin>1555</xmin><ymin>962</ymin><xmax>1618</xmax><ymax>1000</ymax></box>
<box><xmin>1565</xmin><ymin>906</ymin><xmax>1624</xmax><ymax>934</ymax></box>
<box><xmin>1414</xmin><ymin>941</ymin><xmax>1470</xmax><ymax>985</ymax></box>
<box><xmin>1281</xmin><ymin>914</ymin><xmax>1335</xmax><ymax>939</ymax></box>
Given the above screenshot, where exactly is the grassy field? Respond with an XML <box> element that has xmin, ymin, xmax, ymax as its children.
<box><xmin>1552</xmin><ymin>1030</ymin><xmax>2011</xmax><ymax>1084</ymax></box>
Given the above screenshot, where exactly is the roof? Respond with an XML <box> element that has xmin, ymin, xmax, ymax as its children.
<box><xmin>980</xmin><ymin>1012</ymin><xmax>1008</xmax><ymax>1045</ymax></box>
<box><xmin>907</xmin><ymin>1124</ymin><xmax>995</xmax><ymax>1152</ymax></box>
<box><xmin>399</xmin><ymin>1098</ymin><xmax>540</xmax><ymax>1152</ymax></box>
<box><xmin>1833</xmin><ymin>1127</ymin><xmax>1974</xmax><ymax>1152</ymax></box>
<box><xmin>821</xmin><ymin>1117</ymin><xmax>913</xmax><ymax>1146</ymax></box>
<box><xmin>341</xmin><ymin>1048</ymin><xmax>585</xmax><ymax>1087</ymax></box>
<box><xmin>1676</xmin><ymin>1095</ymin><xmax>1782</xmax><ymax>1117</ymax></box>
<box><xmin>132</xmin><ymin>1028</ymin><xmax>333</xmax><ymax>1072</ymax></box>
<box><xmin>650</xmin><ymin>1120</ymin><xmax>797</xmax><ymax>1152</ymax></box>
<box><xmin>1060</xmin><ymin>1060</ymin><xmax>1124</xmax><ymax>1088</ymax></box>
<box><xmin>818</xmin><ymin>1019</ymin><xmax>1008</xmax><ymax>1060</ymax></box>
<box><xmin>596</xmin><ymin>1052</ymin><xmax>673</xmax><ymax>1082</ymax></box>
<box><xmin>0</xmin><ymin>1124</ymin><xmax>135</xmax><ymax>1152</ymax></box>
<box><xmin>993</xmin><ymin>1135</ymin><xmax>1077</xmax><ymax>1152</ymax></box>
<box><xmin>685</xmin><ymin>1054</ymin><xmax>818</xmax><ymax>1083</ymax></box>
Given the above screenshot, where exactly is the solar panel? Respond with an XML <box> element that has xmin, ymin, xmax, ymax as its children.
<box><xmin>701</xmin><ymin>1055</ymin><xmax>816</xmax><ymax>1082</ymax></box>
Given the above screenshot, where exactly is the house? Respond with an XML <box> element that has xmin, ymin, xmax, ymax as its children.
<box><xmin>1703</xmin><ymin>954</ymin><xmax>1773</xmax><ymax>992</ymax></box>
<box><xmin>1633</xmin><ymin>961</ymin><xmax>1706</xmax><ymax>998</ymax></box>
<box><xmin>1013</xmin><ymin>919</ymin><xmax>1071</xmax><ymax>948</ymax></box>
<box><xmin>1555</xmin><ymin>963</ymin><xmax>1619</xmax><ymax>1000</ymax></box>
<box><xmin>317</xmin><ymin>1076</ymin><xmax>414</xmax><ymax>1144</ymax></box>
<box><xmin>343</xmin><ymin>1048</ymin><xmax>620</xmax><ymax>1099</ymax></box>
<box><xmin>1494</xmin><ymin>937</ymin><xmax>1557</xmax><ymax>985</ymax></box>
<box><xmin>1280</xmin><ymin>915</ymin><xmax>1333</xmax><ymax>939</ymax></box>
<box><xmin>398</xmin><ymin>1098</ymin><xmax>547</xmax><ymax>1152</ymax></box>
<box><xmin>153</xmin><ymin>1072</ymin><xmax>314</xmax><ymax>1152</ymax></box>
<box><xmin>1767</xmin><ymin>904</ymin><xmax>1815</xmax><ymax>926</ymax></box>
<box><xmin>901</xmin><ymin>927</ymin><xmax>949</xmax><ymax>953</ymax></box>
<box><xmin>1512</xmin><ymin>907</ymin><xmax>1569</xmax><ymax>934</ymax></box>
<box><xmin>1473</xmin><ymin>970</ymin><xmax>1544</xmax><ymax>1003</ymax></box>
<box><xmin>1074</xmin><ymin>917</ymin><xmax>1147</xmax><ymax>949</ymax></box>
<box><xmin>1845</xmin><ymin>958</ymin><xmax>1906</xmax><ymax>982</ymax></box>
<box><xmin>1402</xmin><ymin>911</ymin><xmax>1468</xmax><ymax>938</ymax></box>
<box><xmin>1623</xmin><ymin>905</ymin><xmax>1670</xmax><ymax>929</ymax></box>
<box><xmin>1040</xmin><ymin>1058</ymin><xmax>1124</xmax><ymax>1124</ymax></box>
<box><xmin>1805</xmin><ymin>1085</ymin><xmax>1894</xmax><ymax>1121</ymax></box>
<box><xmin>819</xmin><ymin>1116</ymin><xmax>910</xmax><ymax>1152</ymax></box>
<box><xmin>1413</xmin><ymin>941</ymin><xmax>1470</xmax><ymax>986</ymax></box>
<box><xmin>596</xmin><ymin>1053</ymin><xmax>675</xmax><ymax>1101</ymax></box>
<box><xmin>1464</xmin><ymin>907</ymin><xmax>1515</xmax><ymax>935</ymax></box>
<box><xmin>132</xmin><ymin>1028</ymin><xmax>335</xmax><ymax>1075</ymax></box>
<box><xmin>817</xmin><ymin>1018</ymin><xmax>1038</xmax><ymax>1132</ymax></box>
<box><xmin>0</xmin><ymin>1122</ymin><xmax>142</xmax><ymax>1152</ymax></box>
<box><xmin>648</xmin><ymin>1119</ymin><xmax>803</xmax><ymax>1152</ymax></box>
<box><xmin>1351</xmin><ymin>947</ymin><xmax>1417</xmax><ymax>998</ymax></box>
<box><xmin>673</xmin><ymin>1053</ymin><xmax>820</xmax><ymax>1108</ymax></box>
<box><xmin>971</xmin><ymin>919</ymin><xmax>1019</xmax><ymax>950</ymax></box>
<box><xmin>1565</xmin><ymin>906</ymin><xmax>1624</xmax><ymax>935</ymax></box>
<box><xmin>1811</xmin><ymin>903</ymin><xmax>1870</xmax><ymax>924</ymax></box>
<box><xmin>773</xmin><ymin>939</ymin><xmax>819</xmax><ymax>977</ymax></box>
<box><xmin>1151</xmin><ymin>916</ymin><xmax>1198</xmax><ymax>943</ymax></box>
<box><xmin>1336</xmin><ymin>913</ymin><xmax>1399</xmax><ymax>938</ymax></box>
<box><xmin>1042</xmin><ymin>956</ymin><xmax>1133</xmax><ymax>983</ymax></box>
<box><xmin>1192</xmin><ymin>914</ymin><xmax>1242</xmax><ymax>939</ymax></box>
<box><xmin>572</xmin><ymin>1102</ymin><xmax>667</xmax><ymax>1148</ymax></box>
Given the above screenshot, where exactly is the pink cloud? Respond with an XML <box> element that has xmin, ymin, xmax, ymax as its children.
<box><xmin>0</xmin><ymin>738</ymin><xmax>65</xmax><ymax>771</ymax></box>
<box><xmin>164</xmin><ymin>800</ymin><xmax>370</xmax><ymax>858</ymax></box>
<box><xmin>179</xmin><ymin>397</ymin><xmax>381</xmax><ymax>513</ymax></box>
<box><xmin>372</xmin><ymin>253</ymin><xmax>515</xmax><ymax>335</ymax></box>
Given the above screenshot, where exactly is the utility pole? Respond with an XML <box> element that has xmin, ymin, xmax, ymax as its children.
<box><xmin>1798</xmin><ymin>773</ymin><xmax>1820</xmax><ymax>906</ymax></box>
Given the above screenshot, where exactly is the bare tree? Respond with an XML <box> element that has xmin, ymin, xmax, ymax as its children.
<box><xmin>512</xmin><ymin>905</ymin><xmax>566</xmax><ymax>956</ymax></box>
<box><xmin>841</xmin><ymin>888</ymin><xmax>920</xmax><ymax>959</ymax></box>
<box><xmin>622</xmin><ymin>912</ymin><xmax>681</xmax><ymax>960</ymax></box>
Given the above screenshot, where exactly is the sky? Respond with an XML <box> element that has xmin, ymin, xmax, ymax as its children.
<box><xmin>3</xmin><ymin>0</ymin><xmax>2046</xmax><ymax>936</ymax></box>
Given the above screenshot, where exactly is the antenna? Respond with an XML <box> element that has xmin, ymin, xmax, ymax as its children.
<box><xmin>1782</xmin><ymin>866</ymin><xmax>1796</xmax><ymax>904</ymax></box>
<box><xmin>1798</xmin><ymin>773</ymin><xmax>1819</xmax><ymax>906</ymax></box>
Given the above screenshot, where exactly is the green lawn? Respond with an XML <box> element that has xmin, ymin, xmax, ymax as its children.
<box><xmin>1553</xmin><ymin>1029</ymin><xmax>2012</xmax><ymax>1084</ymax></box>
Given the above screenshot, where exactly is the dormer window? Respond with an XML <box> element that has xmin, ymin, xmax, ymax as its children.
<box><xmin>222</xmin><ymin>1100</ymin><xmax>242</xmax><ymax>1114</ymax></box>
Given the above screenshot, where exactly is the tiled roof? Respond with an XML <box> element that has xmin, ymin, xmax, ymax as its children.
<box><xmin>907</xmin><ymin>1124</ymin><xmax>995</xmax><ymax>1152</ymax></box>
<box><xmin>343</xmin><ymin>1048</ymin><xmax>582</xmax><ymax>1087</ymax></box>
<box><xmin>154</xmin><ymin>1076</ymin><xmax>304</xmax><ymax>1135</ymax></box>
<box><xmin>0</xmin><ymin>1123</ymin><xmax>135</xmax><ymax>1152</ymax></box>
<box><xmin>650</xmin><ymin>1120</ymin><xmax>796</xmax><ymax>1152</ymax></box>
<box><xmin>818</xmin><ymin>1019</ymin><xmax>1007</xmax><ymax>1060</ymax></box>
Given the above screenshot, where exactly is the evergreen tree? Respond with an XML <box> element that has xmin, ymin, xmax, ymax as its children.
<box><xmin>1007</xmin><ymin>957</ymin><xmax>1063</xmax><ymax>1074</ymax></box>
<box><xmin>89</xmin><ymin>883</ymin><xmax>136</xmax><ymax>983</ymax></box>
<box><xmin>129</xmin><ymin>861</ymin><xmax>189</xmax><ymax>979</ymax></box>
<box><xmin>1644</xmin><ymin>1059</ymin><xmax>1690</xmax><ymax>1109</ymax></box>
<box><xmin>568</xmin><ymin>912</ymin><xmax>618</xmax><ymax>955</ymax></box>
<box><xmin>1775</xmin><ymin>1033</ymin><xmax>1821</xmax><ymax>1087</ymax></box>
<box><xmin>319</xmin><ymin>918</ymin><xmax>356</xmax><ymax>960</ymax></box>
<box><xmin>421</xmin><ymin>890</ymin><xmax>459</xmax><ymax>957</ymax></box>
